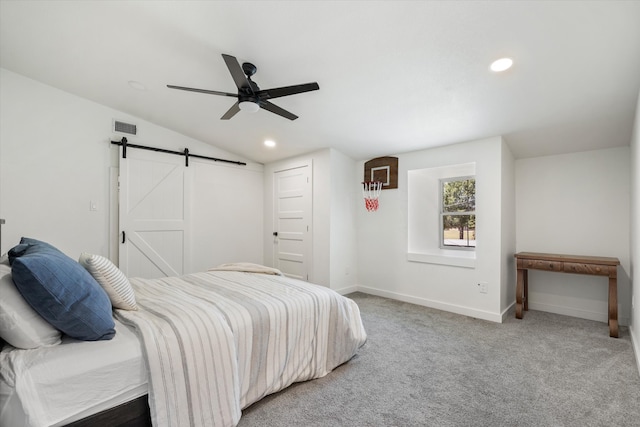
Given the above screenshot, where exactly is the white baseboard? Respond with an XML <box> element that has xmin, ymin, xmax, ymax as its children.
<box><xmin>527</xmin><ymin>301</ymin><xmax>630</xmax><ymax>326</ymax></box>
<box><xmin>630</xmin><ymin>325</ymin><xmax>640</xmax><ymax>377</ymax></box>
<box><xmin>528</xmin><ymin>301</ymin><xmax>607</xmax><ymax>323</ymax></box>
<box><xmin>333</xmin><ymin>285</ymin><xmax>358</xmax><ymax>296</ymax></box>
<box><xmin>355</xmin><ymin>285</ymin><xmax>503</xmax><ymax>323</ymax></box>
<box><xmin>502</xmin><ymin>301</ymin><xmax>516</xmax><ymax>322</ymax></box>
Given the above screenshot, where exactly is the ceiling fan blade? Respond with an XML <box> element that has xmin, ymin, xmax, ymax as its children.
<box><xmin>167</xmin><ymin>85</ymin><xmax>237</xmax><ymax>97</ymax></box>
<box><xmin>221</xmin><ymin>101</ymin><xmax>241</xmax><ymax>120</ymax></box>
<box><xmin>259</xmin><ymin>100</ymin><xmax>298</xmax><ymax>120</ymax></box>
<box><xmin>258</xmin><ymin>82</ymin><xmax>320</xmax><ymax>100</ymax></box>
<box><xmin>222</xmin><ymin>54</ymin><xmax>252</xmax><ymax>93</ymax></box>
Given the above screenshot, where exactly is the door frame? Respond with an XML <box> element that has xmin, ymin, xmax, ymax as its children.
<box><xmin>271</xmin><ymin>159</ymin><xmax>313</xmax><ymax>281</ymax></box>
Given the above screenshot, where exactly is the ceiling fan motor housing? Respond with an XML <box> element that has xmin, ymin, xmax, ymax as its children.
<box><xmin>242</xmin><ymin>62</ymin><xmax>257</xmax><ymax>77</ymax></box>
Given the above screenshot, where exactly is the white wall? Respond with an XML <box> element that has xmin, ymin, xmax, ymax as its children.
<box><xmin>264</xmin><ymin>148</ymin><xmax>359</xmax><ymax>292</ymax></box>
<box><xmin>312</xmin><ymin>150</ymin><xmax>331</xmax><ymax>287</ymax></box>
<box><xmin>0</xmin><ymin>68</ymin><xmax>263</xmax><ymax>267</ymax></box>
<box><xmin>501</xmin><ymin>141</ymin><xmax>517</xmax><ymax>313</ymax></box>
<box><xmin>515</xmin><ymin>147</ymin><xmax>631</xmax><ymax>325</ymax></box>
<box><xmin>329</xmin><ymin>149</ymin><xmax>358</xmax><ymax>293</ymax></box>
<box><xmin>630</xmin><ymin>89</ymin><xmax>640</xmax><ymax>371</ymax></box>
<box><xmin>190</xmin><ymin>158</ymin><xmax>264</xmax><ymax>271</ymax></box>
<box><xmin>356</xmin><ymin>136</ymin><xmax>514</xmax><ymax>322</ymax></box>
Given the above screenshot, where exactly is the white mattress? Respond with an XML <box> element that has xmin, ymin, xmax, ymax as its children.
<box><xmin>0</xmin><ymin>319</ymin><xmax>148</xmax><ymax>427</ymax></box>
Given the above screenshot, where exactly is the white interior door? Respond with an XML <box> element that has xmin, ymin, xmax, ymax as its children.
<box><xmin>119</xmin><ymin>148</ymin><xmax>190</xmax><ymax>279</ymax></box>
<box><xmin>273</xmin><ymin>163</ymin><xmax>312</xmax><ymax>280</ymax></box>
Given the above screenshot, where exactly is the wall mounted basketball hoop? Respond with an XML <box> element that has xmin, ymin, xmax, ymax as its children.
<box><xmin>362</xmin><ymin>181</ymin><xmax>383</xmax><ymax>212</ymax></box>
<box><xmin>361</xmin><ymin>156</ymin><xmax>398</xmax><ymax>212</ymax></box>
<box><xmin>363</xmin><ymin>156</ymin><xmax>398</xmax><ymax>190</ymax></box>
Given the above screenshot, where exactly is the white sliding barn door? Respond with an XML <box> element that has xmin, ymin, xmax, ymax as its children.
<box><xmin>119</xmin><ymin>148</ymin><xmax>190</xmax><ymax>279</ymax></box>
<box><xmin>273</xmin><ymin>163</ymin><xmax>312</xmax><ymax>280</ymax></box>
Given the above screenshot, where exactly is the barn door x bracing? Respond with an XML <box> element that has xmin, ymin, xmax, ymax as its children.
<box><xmin>119</xmin><ymin>148</ymin><xmax>190</xmax><ymax>279</ymax></box>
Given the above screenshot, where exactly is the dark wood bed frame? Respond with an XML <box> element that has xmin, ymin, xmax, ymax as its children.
<box><xmin>64</xmin><ymin>395</ymin><xmax>151</xmax><ymax>427</ymax></box>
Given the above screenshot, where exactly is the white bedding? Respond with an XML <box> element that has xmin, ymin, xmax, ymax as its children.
<box><xmin>116</xmin><ymin>270</ymin><xmax>367</xmax><ymax>427</ymax></box>
<box><xmin>0</xmin><ymin>319</ymin><xmax>148</xmax><ymax>427</ymax></box>
<box><xmin>0</xmin><ymin>270</ymin><xmax>366</xmax><ymax>427</ymax></box>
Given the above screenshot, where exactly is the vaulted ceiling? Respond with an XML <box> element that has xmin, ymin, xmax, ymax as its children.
<box><xmin>1</xmin><ymin>1</ymin><xmax>639</xmax><ymax>164</ymax></box>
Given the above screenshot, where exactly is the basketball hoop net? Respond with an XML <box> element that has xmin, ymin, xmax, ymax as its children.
<box><xmin>362</xmin><ymin>181</ymin><xmax>383</xmax><ymax>212</ymax></box>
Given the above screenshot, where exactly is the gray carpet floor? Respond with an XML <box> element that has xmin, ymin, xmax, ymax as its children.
<box><xmin>238</xmin><ymin>292</ymin><xmax>640</xmax><ymax>427</ymax></box>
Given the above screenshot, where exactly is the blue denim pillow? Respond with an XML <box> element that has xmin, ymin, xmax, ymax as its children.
<box><xmin>8</xmin><ymin>237</ymin><xmax>59</xmax><ymax>262</ymax></box>
<box><xmin>8</xmin><ymin>238</ymin><xmax>115</xmax><ymax>341</ymax></box>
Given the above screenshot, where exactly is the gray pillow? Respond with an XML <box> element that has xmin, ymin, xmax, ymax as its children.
<box><xmin>0</xmin><ymin>255</ymin><xmax>61</xmax><ymax>348</ymax></box>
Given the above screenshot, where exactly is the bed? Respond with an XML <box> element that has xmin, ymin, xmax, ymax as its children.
<box><xmin>0</xmin><ymin>239</ymin><xmax>367</xmax><ymax>427</ymax></box>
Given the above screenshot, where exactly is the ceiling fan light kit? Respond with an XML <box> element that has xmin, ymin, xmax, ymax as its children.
<box><xmin>168</xmin><ymin>54</ymin><xmax>319</xmax><ymax>120</ymax></box>
<box><xmin>239</xmin><ymin>101</ymin><xmax>260</xmax><ymax>113</ymax></box>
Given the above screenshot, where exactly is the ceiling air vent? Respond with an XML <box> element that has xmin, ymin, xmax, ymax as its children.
<box><xmin>113</xmin><ymin>120</ymin><xmax>137</xmax><ymax>135</ymax></box>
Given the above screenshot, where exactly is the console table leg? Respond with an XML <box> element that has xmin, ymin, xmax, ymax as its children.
<box><xmin>516</xmin><ymin>268</ymin><xmax>525</xmax><ymax>319</ymax></box>
<box><xmin>523</xmin><ymin>269</ymin><xmax>528</xmax><ymax>312</ymax></box>
<box><xmin>608</xmin><ymin>273</ymin><xmax>618</xmax><ymax>338</ymax></box>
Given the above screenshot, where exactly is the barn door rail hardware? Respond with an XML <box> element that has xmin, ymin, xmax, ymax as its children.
<box><xmin>110</xmin><ymin>137</ymin><xmax>247</xmax><ymax>167</ymax></box>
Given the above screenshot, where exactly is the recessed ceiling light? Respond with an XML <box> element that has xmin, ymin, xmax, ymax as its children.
<box><xmin>264</xmin><ymin>140</ymin><xmax>276</xmax><ymax>148</ymax></box>
<box><xmin>128</xmin><ymin>80</ymin><xmax>147</xmax><ymax>90</ymax></box>
<box><xmin>490</xmin><ymin>58</ymin><xmax>513</xmax><ymax>72</ymax></box>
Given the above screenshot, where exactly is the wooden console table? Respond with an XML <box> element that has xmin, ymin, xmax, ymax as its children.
<box><xmin>514</xmin><ymin>252</ymin><xmax>620</xmax><ymax>338</ymax></box>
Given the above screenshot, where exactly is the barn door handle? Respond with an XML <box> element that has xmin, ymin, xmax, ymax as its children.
<box><xmin>122</xmin><ymin>231</ymin><xmax>126</xmax><ymax>244</ymax></box>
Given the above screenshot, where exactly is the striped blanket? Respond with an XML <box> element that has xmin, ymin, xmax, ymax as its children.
<box><xmin>115</xmin><ymin>271</ymin><xmax>367</xmax><ymax>427</ymax></box>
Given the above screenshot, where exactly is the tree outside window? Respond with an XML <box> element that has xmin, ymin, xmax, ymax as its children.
<box><xmin>441</xmin><ymin>177</ymin><xmax>476</xmax><ymax>248</ymax></box>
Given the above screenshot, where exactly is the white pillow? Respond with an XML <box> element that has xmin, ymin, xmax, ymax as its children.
<box><xmin>0</xmin><ymin>255</ymin><xmax>62</xmax><ymax>349</ymax></box>
<box><xmin>78</xmin><ymin>253</ymin><xmax>138</xmax><ymax>310</ymax></box>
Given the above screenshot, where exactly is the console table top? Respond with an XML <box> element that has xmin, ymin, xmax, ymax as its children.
<box><xmin>514</xmin><ymin>252</ymin><xmax>620</xmax><ymax>266</ymax></box>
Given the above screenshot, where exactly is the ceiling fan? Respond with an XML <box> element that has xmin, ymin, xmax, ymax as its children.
<box><xmin>167</xmin><ymin>54</ymin><xmax>319</xmax><ymax>121</ymax></box>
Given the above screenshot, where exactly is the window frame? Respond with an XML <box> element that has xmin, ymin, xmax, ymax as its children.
<box><xmin>439</xmin><ymin>175</ymin><xmax>476</xmax><ymax>250</ymax></box>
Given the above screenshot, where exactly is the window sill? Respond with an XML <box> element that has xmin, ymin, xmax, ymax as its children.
<box><xmin>407</xmin><ymin>252</ymin><xmax>476</xmax><ymax>269</ymax></box>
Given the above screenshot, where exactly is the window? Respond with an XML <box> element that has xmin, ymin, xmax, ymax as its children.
<box><xmin>407</xmin><ymin>162</ymin><xmax>476</xmax><ymax>268</ymax></box>
<box><xmin>440</xmin><ymin>176</ymin><xmax>475</xmax><ymax>249</ymax></box>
